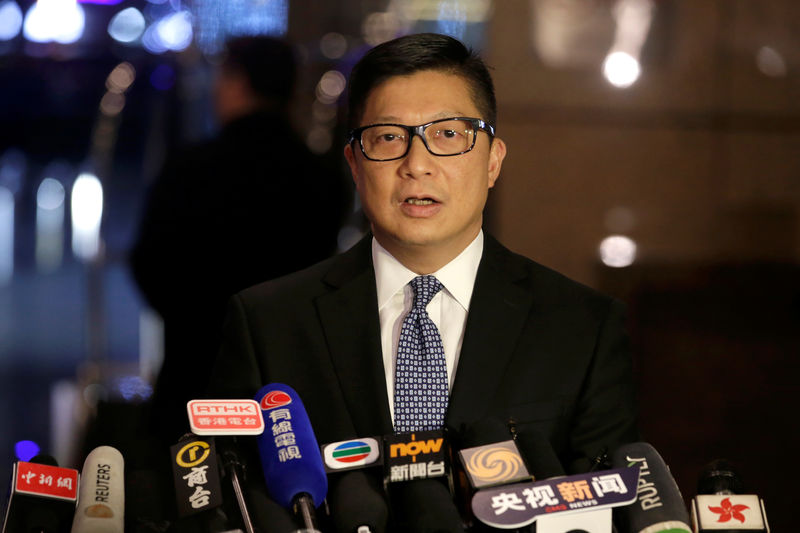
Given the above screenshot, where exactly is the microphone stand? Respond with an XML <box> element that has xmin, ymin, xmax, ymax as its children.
<box><xmin>293</xmin><ymin>493</ymin><xmax>321</xmax><ymax>532</ymax></box>
<box><xmin>221</xmin><ymin>448</ymin><xmax>255</xmax><ymax>533</ymax></box>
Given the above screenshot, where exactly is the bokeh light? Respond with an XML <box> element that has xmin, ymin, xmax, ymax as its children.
<box><xmin>71</xmin><ymin>172</ymin><xmax>103</xmax><ymax>261</ymax></box>
<box><xmin>155</xmin><ymin>10</ymin><xmax>193</xmax><ymax>52</ymax></box>
<box><xmin>315</xmin><ymin>70</ymin><xmax>346</xmax><ymax>104</ymax></box>
<box><xmin>23</xmin><ymin>0</ymin><xmax>85</xmax><ymax>44</ymax></box>
<box><xmin>0</xmin><ymin>187</ymin><xmax>13</xmax><ymax>285</ymax></box>
<box><xmin>756</xmin><ymin>46</ymin><xmax>787</xmax><ymax>78</ymax></box>
<box><xmin>114</xmin><ymin>375</ymin><xmax>153</xmax><ymax>402</ymax></box>
<box><xmin>14</xmin><ymin>440</ymin><xmax>41</xmax><ymax>462</ymax></box>
<box><xmin>35</xmin><ymin>177</ymin><xmax>65</xmax><ymax>273</ymax></box>
<box><xmin>599</xmin><ymin>235</ymin><xmax>638</xmax><ymax>268</ymax></box>
<box><xmin>603</xmin><ymin>51</ymin><xmax>641</xmax><ymax>88</ymax></box>
<box><xmin>0</xmin><ymin>1</ymin><xmax>23</xmax><ymax>41</ymax></box>
<box><xmin>320</xmin><ymin>32</ymin><xmax>347</xmax><ymax>59</ymax></box>
<box><xmin>107</xmin><ymin>7</ymin><xmax>145</xmax><ymax>44</ymax></box>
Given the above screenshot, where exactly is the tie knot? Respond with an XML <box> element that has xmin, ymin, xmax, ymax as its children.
<box><xmin>410</xmin><ymin>275</ymin><xmax>443</xmax><ymax>310</ymax></box>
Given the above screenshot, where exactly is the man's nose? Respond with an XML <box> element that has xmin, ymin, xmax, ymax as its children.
<box><xmin>400</xmin><ymin>135</ymin><xmax>434</xmax><ymax>176</ymax></box>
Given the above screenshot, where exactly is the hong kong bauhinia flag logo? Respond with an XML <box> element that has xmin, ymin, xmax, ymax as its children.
<box><xmin>708</xmin><ymin>497</ymin><xmax>749</xmax><ymax>523</ymax></box>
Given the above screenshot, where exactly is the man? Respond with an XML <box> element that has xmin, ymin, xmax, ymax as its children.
<box><xmin>131</xmin><ymin>36</ymin><xmax>347</xmax><ymax>445</ymax></box>
<box><xmin>209</xmin><ymin>33</ymin><xmax>637</xmax><ymax>530</ymax></box>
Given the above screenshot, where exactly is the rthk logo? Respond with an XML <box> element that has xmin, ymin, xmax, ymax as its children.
<box><xmin>708</xmin><ymin>497</ymin><xmax>749</xmax><ymax>523</ymax></box>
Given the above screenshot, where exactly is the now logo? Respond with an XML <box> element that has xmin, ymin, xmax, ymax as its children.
<box><xmin>390</xmin><ymin>437</ymin><xmax>444</xmax><ymax>458</ymax></box>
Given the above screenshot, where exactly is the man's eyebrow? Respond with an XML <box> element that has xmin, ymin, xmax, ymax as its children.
<box><xmin>369</xmin><ymin>112</ymin><xmax>466</xmax><ymax>125</ymax></box>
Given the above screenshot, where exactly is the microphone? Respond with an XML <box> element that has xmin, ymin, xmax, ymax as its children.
<box><xmin>186</xmin><ymin>399</ymin><xmax>267</xmax><ymax>533</ymax></box>
<box><xmin>452</xmin><ymin>420</ymin><xmax>535</xmax><ymax>530</ymax></box>
<box><xmin>611</xmin><ymin>442</ymin><xmax>692</xmax><ymax>533</ymax></box>
<box><xmin>71</xmin><ymin>445</ymin><xmax>124</xmax><ymax>533</ymax></box>
<box><xmin>321</xmin><ymin>437</ymin><xmax>388</xmax><ymax>533</ymax></box>
<box><xmin>391</xmin><ymin>478</ymin><xmax>465</xmax><ymax>532</ymax></box>
<box><xmin>456</xmin><ymin>418</ymin><xmax>534</xmax><ymax>489</ymax></box>
<box><xmin>169</xmin><ymin>433</ymin><xmax>226</xmax><ymax>530</ymax></box>
<box><xmin>383</xmin><ymin>431</ymin><xmax>464</xmax><ymax>532</ymax></box>
<box><xmin>470</xmin><ymin>465</ymin><xmax>638</xmax><ymax>531</ymax></box>
<box><xmin>384</xmin><ymin>430</ymin><xmax>450</xmax><ymax>485</ymax></box>
<box><xmin>459</xmin><ymin>417</ymin><xmax>566</xmax><ymax>480</ymax></box>
<box><xmin>512</xmin><ymin>430</ymin><xmax>566</xmax><ymax>481</ymax></box>
<box><xmin>254</xmin><ymin>383</ymin><xmax>328</xmax><ymax>532</ymax></box>
<box><xmin>690</xmin><ymin>459</ymin><xmax>769</xmax><ymax>532</ymax></box>
<box><xmin>2</xmin><ymin>454</ymin><xmax>79</xmax><ymax>533</ymax></box>
<box><xmin>327</xmin><ymin>470</ymin><xmax>389</xmax><ymax>533</ymax></box>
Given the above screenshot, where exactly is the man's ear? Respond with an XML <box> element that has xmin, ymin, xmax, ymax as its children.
<box><xmin>487</xmin><ymin>137</ymin><xmax>507</xmax><ymax>189</ymax></box>
<box><xmin>344</xmin><ymin>143</ymin><xmax>359</xmax><ymax>186</ymax></box>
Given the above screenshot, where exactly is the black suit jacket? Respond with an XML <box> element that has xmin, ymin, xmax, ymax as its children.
<box><xmin>209</xmin><ymin>232</ymin><xmax>637</xmax><ymax>475</ymax></box>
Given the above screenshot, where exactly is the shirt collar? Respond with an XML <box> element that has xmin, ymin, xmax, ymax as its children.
<box><xmin>373</xmin><ymin>231</ymin><xmax>484</xmax><ymax>311</ymax></box>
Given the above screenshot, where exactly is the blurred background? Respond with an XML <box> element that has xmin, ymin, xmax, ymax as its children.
<box><xmin>0</xmin><ymin>0</ymin><xmax>797</xmax><ymax>530</ymax></box>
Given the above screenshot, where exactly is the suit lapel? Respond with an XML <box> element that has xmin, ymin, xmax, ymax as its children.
<box><xmin>315</xmin><ymin>236</ymin><xmax>394</xmax><ymax>437</ymax></box>
<box><xmin>447</xmin><ymin>234</ymin><xmax>534</xmax><ymax>431</ymax></box>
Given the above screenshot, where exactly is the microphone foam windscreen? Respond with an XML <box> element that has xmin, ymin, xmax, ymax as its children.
<box><xmin>254</xmin><ymin>383</ymin><xmax>328</xmax><ymax>509</ymax></box>
<box><xmin>72</xmin><ymin>445</ymin><xmax>125</xmax><ymax>533</ymax></box>
<box><xmin>328</xmin><ymin>470</ymin><xmax>388</xmax><ymax>533</ymax></box>
<box><xmin>612</xmin><ymin>442</ymin><xmax>691</xmax><ymax>533</ymax></box>
<box><xmin>391</xmin><ymin>478</ymin><xmax>464</xmax><ymax>532</ymax></box>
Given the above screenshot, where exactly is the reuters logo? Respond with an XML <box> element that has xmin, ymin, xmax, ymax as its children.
<box><xmin>466</xmin><ymin>447</ymin><xmax>524</xmax><ymax>483</ymax></box>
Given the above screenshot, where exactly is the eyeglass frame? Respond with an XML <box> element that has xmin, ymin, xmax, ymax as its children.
<box><xmin>346</xmin><ymin>116</ymin><xmax>496</xmax><ymax>162</ymax></box>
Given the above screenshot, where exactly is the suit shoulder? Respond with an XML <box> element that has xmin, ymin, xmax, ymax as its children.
<box><xmin>485</xmin><ymin>235</ymin><xmax>618</xmax><ymax>313</ymax></box>
<box><xmin>235</xmin><ymin>255</ymin><xmax>334</xmax><ymax>305</ymax></box>
<box><xmin>234</xmin><ymin>235</ymin><xmax>372</xmax><ymax>310</ymax></box>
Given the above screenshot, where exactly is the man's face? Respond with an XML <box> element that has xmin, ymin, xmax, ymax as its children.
<box><xmin>345</xmin><ymin>69</ymin><xmax>506</xmax><ymax>271</ymax></box>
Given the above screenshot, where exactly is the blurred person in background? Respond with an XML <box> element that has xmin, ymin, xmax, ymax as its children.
<box><xmin>130</xmin><ymin>36</ymin><xmax>349</xmax><ymax>446</ymax></box>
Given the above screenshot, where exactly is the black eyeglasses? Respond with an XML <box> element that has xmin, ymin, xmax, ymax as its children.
<box><xmin>347</xmin><ymin>117</ymin><xmax>495</xmax><ymax>162</ymax></box>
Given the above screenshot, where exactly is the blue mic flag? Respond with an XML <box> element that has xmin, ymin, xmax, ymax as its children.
<box><xmin>254</xmin><ymin>383</ymin><xmax>328</xmax><ymax>509</ymax></box>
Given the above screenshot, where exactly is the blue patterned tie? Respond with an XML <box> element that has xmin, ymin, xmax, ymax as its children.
<box><xmin>394</xmin><ymin>275</ymin><xmax>448</xmax><ymax>433</ymax></box>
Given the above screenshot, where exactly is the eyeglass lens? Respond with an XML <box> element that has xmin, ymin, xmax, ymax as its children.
<box><xmin>361</xmin><ymin>119</ymin><xmax>477</xmax><ymax>160</ymax></box>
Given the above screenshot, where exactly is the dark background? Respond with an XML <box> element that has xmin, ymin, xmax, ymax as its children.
<box><xmin>1</xmin><ymin>0</ymin><xmax>797</xmax><ymax>530</ymax></box>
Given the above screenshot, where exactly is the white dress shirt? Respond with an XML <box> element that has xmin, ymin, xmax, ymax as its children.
<box><xmin>372</xmin><ymin>231</ymin><xmax>484</xmax><ymax>422</ymax></box>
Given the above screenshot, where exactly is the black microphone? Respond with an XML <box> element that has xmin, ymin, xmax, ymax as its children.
<box><xmin>169</xmin><ymin>434</ymin><xmax>227</xmax><ymax>532</ymax></box>
<box><xmin>390</xmin><ymin>478</ymin><xmax>465</xmax><ymax>533</ymax></box>
<box><xmin>611</xmin><ymin>442</ymin><xmax>692</xmax><ymax>533</ymax></box>
<box><xmin>2</xmin><ymin>454</ymin><xmax>79</xmax><ymax>533</ymax></box>
<box><xmin>327</xmin><ymin>470</ymin><xmax>389</xmax><ymax>533</ymax></box>
<box><xmin>383</xmin><ymin>431</ymin><xmax>464</xmax><ymax>532</ymax></box>
<box><xmin>452</xmin><ymin>419</ymin><xmax>535</xmax><ymax>530</ymax></box>
<box><xmin>254</xmin><ymin>384</ymin><xmax>328</xmax><ymax>532</ymax></box>
<box><xmin>71</xmin><ymin>446</ymin><xmax>124</xmax><ymax>533</ymax></box>
<box><xmin>459</xmin><ymin>416</ymin><xmax>566</xmax><ymax>481</ymax></box>
<box><xmin>456</xmin><ymin>420</ymin><xmax>534</xmax><ymax>490</ymax></box>
<box><xmin>512</xmin><ymin>430</ymin><xmax>566</xmax><ymax>482</ymax></box>
<box><xmin>320</xmin><ymin>436</ymin><xmax>388</xmax><ymax>533</ymax></box>
<box><xmin>691</xmin><ymin>459</ymin><xmax>769</xmax><ymax>532</ymax></box>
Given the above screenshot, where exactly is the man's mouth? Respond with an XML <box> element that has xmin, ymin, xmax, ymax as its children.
<box><xmin>405</xmin><ymin>198</ymin><xmax>436</xmax><ymax>206</ymax></box>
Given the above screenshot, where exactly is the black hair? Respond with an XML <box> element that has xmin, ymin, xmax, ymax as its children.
<box><xmin>346</xmin><ymin>33</ymin><xmax>497</xmax><ymax>130</ymax></box>
<box><xmin>222</xmin><ymin>36</ymin><xmax>296</xmax><ymax>105</ymax></box>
